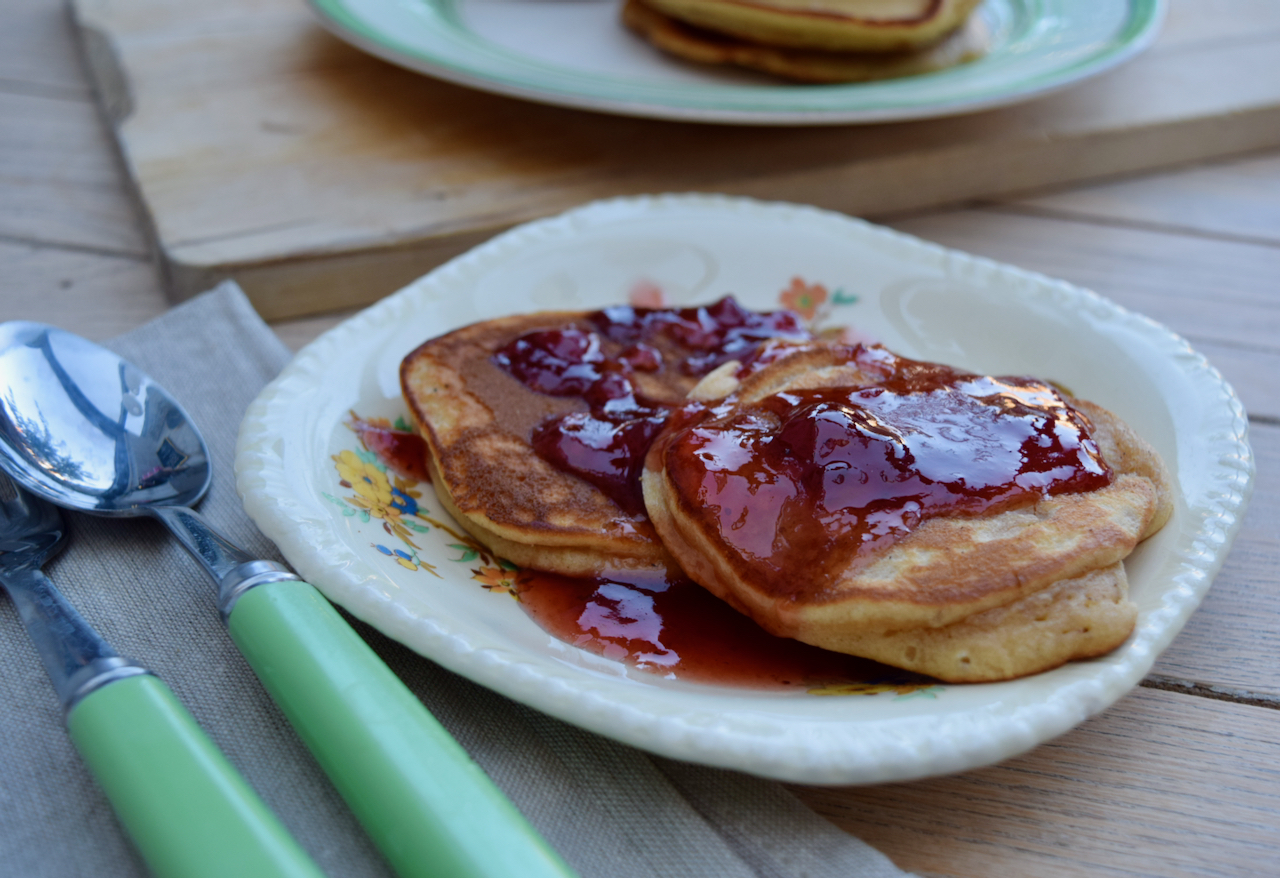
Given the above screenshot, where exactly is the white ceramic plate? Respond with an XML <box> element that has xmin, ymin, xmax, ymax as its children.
<box><xmin>304</xmin><ymin>0</ymin><xmax>1166</xmax><ymax>125</ymax></box>
<box><xmin>236</xmin><ymin>194</ymin><xmax>1251</xmax><ymax>784</ymax></box>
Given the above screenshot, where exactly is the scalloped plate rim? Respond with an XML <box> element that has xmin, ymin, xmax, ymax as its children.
<box><xmin>235</xmin><ymin>193</ymin><xmax>1251</xmax><ymax>784</ymax></box>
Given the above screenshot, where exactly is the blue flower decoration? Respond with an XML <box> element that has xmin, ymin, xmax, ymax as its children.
<box><xmin>390</xmin><ymin>486</ymin><xmax>419</xmax><ymax>516</ymax></box>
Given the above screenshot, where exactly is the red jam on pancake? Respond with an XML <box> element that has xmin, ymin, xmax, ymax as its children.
<box><xmin>400</xmin><ymin>297</ymin><xmax>811</xmax><ymax>576</ymax></box>
<box><xmin>642</xmin><ymin>341</ymin><xmax>1172</xmax><ymax>681</ymax></box>
<box><xmin>662</xmin><ymin>345</ymin><xmax>1114</xmax><ymax>598</ymax></box>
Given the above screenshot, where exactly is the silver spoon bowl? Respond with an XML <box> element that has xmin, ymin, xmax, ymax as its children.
<box><xmin>0</xmin><ymin>322</ymin><xmax>207</xmax><ymax>510</ymax></box>
<box><xmin>0</xmin><ymin>322</ymin><xmax>275</xmax><ymax>612</ymax></box>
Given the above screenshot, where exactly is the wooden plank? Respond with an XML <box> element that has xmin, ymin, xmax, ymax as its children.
<box><xmin>69</xmin><ymin>0</ymin><xmax>1280</xmax><ymax>319</ymax></box>
<box><xmin>0</xmin><ymin>238</ymin><xmax>166</xmax><ymax>339</ymax></box>
<box><xmin>0</xmin><ymin>0</ymin><xmax>151</xmax><ymax>255</ymax></box>
<box><xmin>1149</xmin><ymin>422</ymin><xmax>1280</xmax><ymax>699</ymax></box>
<box><xmin>890</xmin><ymin>209</ymin><xmax>1280</xmax><ymax>403</ymax></box>
<box><xmin>791</xmin><ymin>687</ymin><xmax>1280</xmax><ymax>878</ymax></box>
<box><xmin>0</xmin><ymin>89</ymin><xmax>151</xmax><ymax>255</ymax></box>
<box><xmin>998</xmin><ymin>151</ymin><xmax>1280</xmax><ymax>246</ymax></box>
<box><xmin>1180</xmin><ymin>339</ymin><xmax>1280</xmax><ymax>426</ymax></box>
<box><xmin>0</xmin><ymin>0</ymin><xmax>93</xmax><ymax>98</ymax></box>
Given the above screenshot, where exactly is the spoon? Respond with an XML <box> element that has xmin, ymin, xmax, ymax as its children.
<box><xmin>0</xmin><ymin>472</ymin><xmax>324</xmax><ymax>878</ymax></box>
<box><xmin>0</xmin><ymin>322</ymin><xmax>576</xmax><ymax>878</ymax></box>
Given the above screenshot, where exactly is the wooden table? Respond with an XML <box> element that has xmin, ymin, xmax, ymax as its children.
<box><xmin>4</xmin><ymin>0</ymin><xmax>1278</xmax><ymax>875</ymax></box>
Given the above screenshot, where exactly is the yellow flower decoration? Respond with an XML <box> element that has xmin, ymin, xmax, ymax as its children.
<box><xmin>333</xmin><ymin>415</ymin><xmax>523</xmax><ymax>589</ymax></box>
<box><xmin>334</xmin><ymin>449</ymin><xmax>422</xmax><ymax>546</ymax></box>
<box><xmin>336</xmin><ymin>450</ymin><xmax>392</xmax><ymax>505</ymax></box>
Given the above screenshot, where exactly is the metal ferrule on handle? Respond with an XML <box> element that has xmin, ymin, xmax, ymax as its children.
<box><xmin>143</xmin><ymin>504</ymin><xmax>303</xmax><ymax>619</ymax></box>
<box><xmin>218</xmin><ymin>560</ymin><xmax>303</xmax><ymax>622</ymax></box>
<box><xmin>1</xmin><ymin>563</ymin><xmax>149</xmax><ymax>714</ymax></box>
<box><xmin>63</xmin><ymin>655</ymin><xmax>152</xmax><ymax>714</ymax></box>
<box><xmin>146</xmin><ymin>505</ymin><xmax>258</xmax><ymax>584</ymax></box>
<box><xmin>227</xmin><ymin>581</ymin><xmax>579</xmax><ymax>878</ymax></box>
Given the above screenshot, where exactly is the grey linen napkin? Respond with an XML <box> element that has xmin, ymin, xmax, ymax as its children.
<box><xmin>0</xmin><ymin>284</ymin><xmax>913</xmax><ymax>878</ymax></box>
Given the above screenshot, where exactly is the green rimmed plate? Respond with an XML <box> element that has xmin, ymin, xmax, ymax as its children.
<box><xmin>304</xmin><ymin>0</ymin><xmax>1166</xmax><ymax>125</ymax></box>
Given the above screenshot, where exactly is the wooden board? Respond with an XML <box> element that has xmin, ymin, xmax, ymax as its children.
<box><xmin>791</xmin><ymin>686</ymin><xmax>1280</xmax><ymax>878</ymax></box>
<box><xmin>71</xmin><ymin>0</ymin><xmax>1280</xmax><ymax>320</ymax></box>
<box><xmin>1003</xmin><ymin>151</ymin><xmax>1280</xmax><ymax>247</ymax></box>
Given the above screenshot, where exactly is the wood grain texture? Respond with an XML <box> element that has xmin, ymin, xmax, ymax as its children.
<box><xmin>890</xmin><ymin>209</ymin><xmax>1280</xmax><ymax>420</ymax></box>
<box><xmin>791</xmin><ymin>687</ymin><xmax>1280</xmax><ymax>878</ymax></box>
<box><xmin>0</xmin><ymin>90</ymin><xmax>151</xmax><ymax>255</ymax></box>
<box><xmin>1158</xmin><ymin>0</ymin><xmax>1280</xmax><ymax>50</ymax></box>
<box><xmin>0</xmin><ymin>238</ymin><xmax>166</xmax><ymax>338</ymax></box>
<box><xmin>271</xmin><ymin>309</ymin><xmax>356</xmax><ymax>352</ymax></box>
<box><xmin>1178</xmin><ymin>339</ymin><xmax>1280</xmax><ymax>426</ymax></box>
<box><xmin>0</xmin><ymin>0</ymin><xmax>150</xmax><ymax>254</ymax></box>
<box><xmin>1149</xmin><ymin>422</ymin><xmax>1280</xmax><ymax>699</ymax></box>
<box><xmin>0</xmin><ymin>0</ymin><xmax>93</xmax><ymax>97</ymax></box>
<box><xmin>998</xmin><ymin>151</ymin><xmax>1280</xmax><ymax>246</ymax></box>
<box><xmin>4</xmin><ymin>1</ymin><xmax>1278</xmax><ymax>874</ymax></box>
<box><xmin>68</xmin><ymin>0</ymin><xmax>1280</xmax><ymax>318</ymax></box>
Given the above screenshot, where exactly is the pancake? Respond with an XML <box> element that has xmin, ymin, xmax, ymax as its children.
<box><xmin>837</xmin><ymin>563</ymin><xmax>1140</xmax><ymax>682</ymax></box>
<box><xmin>400</xmin><ymin>299</ymin><xmax>811</xmax><ymax>576</ymax></box>
<box><xmin>623</xmin><ymin>0</ymin><xmax>988</xmax><ymax>83</ymax></box>
<box><xmin>633</xmin><ymin>0</ymin><xmax>984</xmax><ymax>53</ymax></box>
<box><xmin>642</xmin><ymin>340</ymin><xmax>1173</xmax><ymax>682</ymax></box>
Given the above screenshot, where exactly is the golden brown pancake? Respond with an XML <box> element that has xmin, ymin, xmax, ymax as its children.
<box><xmin>400</xmin><ymin>301</ymin><xmax>811</xmax><ymax>576</ymax></box>
<box><xmin>403</xmin><ymin>312</ymin><xmax>673</xmax><ymax>576</ymax></box>
<box><xmin>837</xmin><ymin>563</ymin><xmax>1140</xmax><ymax>682</ymax></box>
<box><xmin>642</xmin><ymin>341</ymin><xmax>1173</xmax><ymax>682</ymax></box>
<box><xmin>623</xmin><ymin>0</ymin><xmax>988</xmax><ymax>83</ymax></box>
<box><xmin>633</xmin><ymin>0</ymin><xmax>984</xmax><ymax>53</ymax></box>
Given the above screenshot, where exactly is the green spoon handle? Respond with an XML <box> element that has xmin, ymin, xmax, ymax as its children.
<box><xmin>226</xmin><ymin>579</ymin><xmax>577</xmax><ymax>878</ymax></box>
<box><xmin>67</xmin><ymin>673</ymin><xmax>325</xmax><ymax>878</ymax></box>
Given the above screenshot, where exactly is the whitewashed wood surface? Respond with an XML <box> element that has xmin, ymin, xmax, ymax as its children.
<box><xmin>2</xmin><ymin>0</ymin><xmax>1278</xmax><ymax>875</ymax></box>
<box><xmin>64</xmin><ymin>0</ymin><xmax>1280</xmax><ymax>320</ymax></box>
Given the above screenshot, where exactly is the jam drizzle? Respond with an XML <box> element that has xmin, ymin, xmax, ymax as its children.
<box><xmin>348</xmin><ymin>414</ymin><xmax>432</xmax><ymax>483</ymax></box>
<box><xmin>516</xmin><ymin>566</ymin><xmax>919</xmax><ymax>689</ymax></box>
<box><xmin>491</xmin><ymin>297</ymin><xmax>811</xmax><ymax>515</ymax></box>
<box><xmin>665</xmin><ymin>345</ymin><xmax>1113</xmax><ymax>599</ymax></box>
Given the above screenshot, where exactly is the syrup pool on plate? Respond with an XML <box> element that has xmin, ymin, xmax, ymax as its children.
<box><xmin>515</xmin><ymin>566</ymin><xmax>926</xmax><ymax>690</ymax></box>
<box><xmin>347</xmin><ymin>417</ymin><xmax>919</xmax><ymax>689</ymax></box>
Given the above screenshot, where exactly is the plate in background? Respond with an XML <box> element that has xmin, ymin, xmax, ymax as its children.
<box><xmin>303</xmin><ymin>0</ymin><xmax>1166</xmax><ymax>124</ymax></box>
<box><xmin>236</xmin><ymin>194</ymin><xmax>1250</xmax><ymax>784</ymax></box>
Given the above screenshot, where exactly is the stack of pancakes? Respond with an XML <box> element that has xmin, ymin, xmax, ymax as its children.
<box><xmin>622</xmin><ymin>0</ymin><xmax>989</xmax><ymax>83</ymax></box>
<box><xmin>402</xmin><ymin>310</ymin><xmax>1172</xmax><ymax>683</ymax></box>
